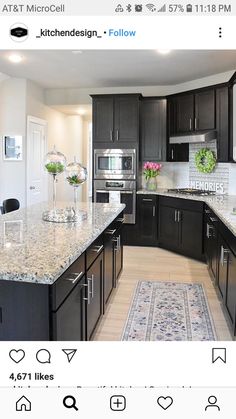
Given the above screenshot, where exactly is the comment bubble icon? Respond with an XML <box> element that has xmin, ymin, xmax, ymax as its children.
<box><xmin>36</xmin><ymin>349</ymin><xmax>51</xmax><ymax>364</ymax></box>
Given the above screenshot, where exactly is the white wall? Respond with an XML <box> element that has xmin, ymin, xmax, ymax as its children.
<box><xmin>0</xmin><ymin>78</ymin><xmax>27</xmax><ymax>206</ymax></box>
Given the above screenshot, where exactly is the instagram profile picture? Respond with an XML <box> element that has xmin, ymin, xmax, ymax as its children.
<box><xmin>10</xmin><ymin>23</ymin><xmax>29</xmax><ymax>42</ymax></box>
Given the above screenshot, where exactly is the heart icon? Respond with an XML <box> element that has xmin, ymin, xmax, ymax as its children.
<box><xmin>9</xmin><ymin>349</ymin><xmax>25</xmax><ymax>364</ymax></box>
<box><xmin>157</xmin><ymin>396</ymin><xmax>173</xmax><ymax>410</ymax></box>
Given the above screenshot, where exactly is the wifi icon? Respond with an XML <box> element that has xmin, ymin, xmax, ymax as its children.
<box><xmin>146</xmin><ymin>3</ymin><xmax>156</xmax><ymax>12</ymax></box>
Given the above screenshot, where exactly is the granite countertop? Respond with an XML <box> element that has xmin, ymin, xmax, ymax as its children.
<box><xmin>137</xmin><ymin>189</ymin><xmax>236</xmax><ymax>237</ymax></box>
<box><xmin>0</xmin><ymin>202</ymin><xmax>125</xmax><ymax>285</ymax></box>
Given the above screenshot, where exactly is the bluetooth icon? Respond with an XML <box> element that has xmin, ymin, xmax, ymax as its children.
<box><xmin>126</xmin><ymin>4</ymin><xmax>132</xmax><ymax>12</ymax></box>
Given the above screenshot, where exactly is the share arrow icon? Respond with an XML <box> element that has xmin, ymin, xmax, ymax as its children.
<box><xmin>62</xmin><ymin>349</ymin><xmax>77</xmax><ymax>363</ymax></box>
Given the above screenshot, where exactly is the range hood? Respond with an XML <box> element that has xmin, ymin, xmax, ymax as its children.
<box><xmin>169</xmin><ymin>130</ymin><xmax>217</xmax><ymax>144</ymax></box>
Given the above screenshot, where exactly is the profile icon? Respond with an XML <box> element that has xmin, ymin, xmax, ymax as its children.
<box><xmin>10</xmin><ymin>23</ymin><xmax>28</xmax><ymax>42</ymax></box>
<box><xmin>205</xmin><ymin>395</ymin><xmax>220</xmax><ymax>411</ymax></box>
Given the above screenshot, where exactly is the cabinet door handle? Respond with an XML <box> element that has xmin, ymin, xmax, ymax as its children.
<box><xmin>91</xmin><ymin>245</ymin><xmax>104</xmax><ymax>253</ymax></box>
<box><xmin>177</xmin><ymin>210</ymin><xmax>181</xmax><ymax>222</ymax></box>
<box><xmin>110</xmin><ymin>130</ymin><xmax>113</xmax><ymax>141</ymax></box>
<box><xmin>174</xmin><ymin>209</ymin><xmax>177</xmax><ymax>222</ymax></box>
<box><xmin>116</xmin><ymin>130</ymin><xmax>119</xmax><ymax>141</ymax></box>
<box><xmin>195</xmin><ymin>117</ymin><xmax>198</xmax><ymax>130</ymax></box>
<box><xmin>65</xmin><ymin>271</ymin><xmax>83</xmax><ymax>284</ymax></box>
<box><xmin>206</xmin><ymin>223</ymin><xmax>212</xmax><ymax>238</ymax></box>
<box><xmin>209</xmin><ymin>217</ymin><xmax>217</xmax><ymax>223</ymax></box>
<box><xmin>220</xmin><ymin>246</ymin><xmax>230</xmax><ymax>266</ymax></box>
<box><xmin>171</xmin><ymin>148</ymin><xmax>174</xmax><ymax>160</ymax></box>
<box><xmin>153</xmin><ymin>206</ymin><xmax>156</xmax><ymax>217</ymax></box>
<box><xmin>143</xmin><ymin>198</ymin><xmax>152</xmax><ymax>202</ymax></box>
<box><xmin>117</xmin><ymin>217</ymin><xmax>124</xmax><ymax>223</ymax></box>
<box><xmin>105</xmin><ymin>229</ymin><xmax>116</xmax><ymax>235</ymax></box>
<box><xmin>87</xmin><ymin>274</ymin><xmax>94</xmax><ymax>298</ymax></box>
<box><xmin>189</xmin><ymin>118</ymin><xmax>192</xmax><ymax>130</ymax></box>
<box><xmin>83</xmin><ymin>280</ymin><xmax>91</xmax><ymax>304</ymax></box>
<box><xmin>112</xmin><ymin>237</ymin><xmax>119</xmax><ymax>251</ymax></box>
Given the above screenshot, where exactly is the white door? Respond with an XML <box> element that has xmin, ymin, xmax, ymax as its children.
<box><xmin>27</xmin><ymin>117</ymin><xmax>47</xmax><ymax>206</ymax></box>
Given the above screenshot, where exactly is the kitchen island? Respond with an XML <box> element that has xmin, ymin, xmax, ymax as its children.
<box><xmin>0</xmin><ymin>202</ymin><xmax>125</xmax><ymax>341</ymax></box>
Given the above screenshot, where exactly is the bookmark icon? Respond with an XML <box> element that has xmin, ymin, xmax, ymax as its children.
<box><xmin>62</xmin><ymin>349</ymin><xmax>77</xmax><ymax>363</ymax></box>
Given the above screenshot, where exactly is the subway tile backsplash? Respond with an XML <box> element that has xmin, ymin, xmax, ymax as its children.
<box><xmin>189</xmin><ymin>141</ymin><xmax>229</xmax><ymax>194</ymax></box>
<box><xmin>140</xmin><ymin>141</ymin><xmax>236</xmax><ymax>195</ymax></box>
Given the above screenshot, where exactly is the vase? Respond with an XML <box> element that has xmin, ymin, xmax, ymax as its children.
<box><xmin>146</xmin><ymin>177</ymin><xmax>157</xmax><ymax>191</ymax></box>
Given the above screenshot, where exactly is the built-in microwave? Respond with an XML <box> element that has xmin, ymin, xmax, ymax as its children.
<box><xmin>94</xmin><ymin>149</ymin><xmax>136</xmax><ymax>179</ymax></box>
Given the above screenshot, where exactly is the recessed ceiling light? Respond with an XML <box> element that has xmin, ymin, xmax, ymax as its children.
<box><xmin>77</xmin><ymin>109</ymin><xmax>86</xmax><ymax>116</ymax></box>
<box><xmin>157</xmin><ymin>49</ymin><xmax>171</xmax><ymax>55</ymax></box>
<box><xmin>8</xmin><ymin>53</ymin><xmax>23</xmax><ymax>63</ymax></box>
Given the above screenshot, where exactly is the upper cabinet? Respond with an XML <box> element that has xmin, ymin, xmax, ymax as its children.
<box><xmin>195</xmin><ymin>89</ymin><xmax>215</xmax><ymax>130</ymax></box>
<box><xmin>175</xmin><ymin>88</ymin><xmax>215</xmax><ymax>134</ymax></box>
<box><xmin>176</xmin><ymin>94</ymin><xmax>194</xmax><ymax>133</ymax></box>
<box><xmin>92</xmin><ymin>94</ymin><xmax>140</xmax><ymax>147</ymax></box>
<box><xmin>167</xmin><ymin>86</ymin><xmax>230</xmax><ymax>162</ymax></box>
<box><xmin>141</xmin><ymin>98</ymin><xmax>166</xmax><ymax>162</ymax></box>
<box><xmin>216</xmin><ymin>86</ymin><xmax>229</xmax><ymax>162</ymax></box>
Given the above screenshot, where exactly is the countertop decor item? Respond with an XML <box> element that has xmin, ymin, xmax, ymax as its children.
<box><xmin>66</xmin><ymin>157</ymin><xmax>87</xmax><ymax>216</ymax></box>
<box><xmin>122</xmin><ymin>281</ymin><xmax>216</xmax><ymax>341</ymax></box>
<box><xmin>195</xmin><ymin>148</ymin><xmax>216</xmax><ymax>174</ymax></box>
<box><xmin>143</xmin><ymin>161</ymin><xmax>162</xmax><ymax>191</ymax></box>
<box><xmin>43</xmin><ymin>146</ymin><xmax>67</xmax><ymax>222</ymax></box>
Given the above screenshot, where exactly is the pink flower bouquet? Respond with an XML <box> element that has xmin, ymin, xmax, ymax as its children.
<box><xmin>143</xmin><ymin>161</ymin><xmax>162</xmax><ymax>180</ymax></box>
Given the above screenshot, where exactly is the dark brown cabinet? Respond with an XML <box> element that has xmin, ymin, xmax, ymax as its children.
<box><xmin>167</xmin><ymin>98</ymin><xmax>189</xmax><ymax>162</ymax></box>
<box><xmin>92</xmin><ymin>97</ymin><xmax>114</xmax><ymax>143</ymax></box>
<box><xmin>195</xmin><ymin>89</ymin><xmax>215</xmax><ymax>130</ymax></box>
<box><xmin>141</xmin><ymin>98</ymin><xmax>166</xmax><ymax>162</ymax></box>
<box><xmin>0</xmin><ymin>216</ymin><xmax>124</xmax><ymax>341</ymax></box>
<box><xmin>113</xmin><ymin>227</ymin><xmax>123</xmax><ymax>287</ymax></box>
<box><xmin>176</xmin><ymin>94</ymin><xmax>194</xmax><ymax>133</ymax></box>
<box><xmin>175</xmin><ymin>89</ymin><xmax>215</xmax><ymax>133</ymax></box>
<box><xmin>103</xmin><ymin>228</ymin><xmax>115</xmax><ymax>305</ymax></box>
<box><xmin>137</xmin><ymin>195</ymin><xmax>158</xmax><ymax>246</ymax></box>
<box><xmin>52</xmin><ymin>275</ymin><xmax>86</xmax><ymax>341</ymax></box>
<box><xmin>92</xmin><ymin>94</ymin><xmax>140</xmax><ymax>146</ymax></box>
<box><xmin>204</xmin><ymin>205</ymin><xmax>236</xmax><ymax>335</ymax></box>
<box><xmin>204</xmin><ymin>208</ymin><xmax>218</xmax><ymax>282</ymax></box>
<box><xmin>226</xmin><ymin>250</ymin><xmax>236</xmax><ymax>331</ymax></box>
<box><xmin>216</xmin><ymin>86</ymin><xmax>229</xmax><ymax>162</ymax></box>
<box><xmin>86</xmin><ymin>252</ymin><xmax>103</xmax><ymax>340</ymax></box>
<box><xmin>158</xmin><ymin>196</ymin><xmax>204</xmax><ymax>260</ymax></box>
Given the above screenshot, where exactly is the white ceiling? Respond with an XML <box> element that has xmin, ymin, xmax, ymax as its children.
<box><xmin>0</xmin><ymin>50</ymin><xmax>236</xmax><ymax>89</ymax></box>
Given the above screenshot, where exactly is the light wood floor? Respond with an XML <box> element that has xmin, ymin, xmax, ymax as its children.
<box><xmin>93</xmin><ymin>246</ymin><xmax>232</xmax><ymax>341</ymax></box>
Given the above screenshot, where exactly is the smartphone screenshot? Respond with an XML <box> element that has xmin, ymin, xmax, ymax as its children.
<box><xmin>0</xmin><ymin>0</ymin><xmax>235</xmax><ymax>417</ymax></box>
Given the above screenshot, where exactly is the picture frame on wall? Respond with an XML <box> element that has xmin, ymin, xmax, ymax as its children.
<box><xmin>3</xmin><ymin>135</ymin><xmax>23</xmax><ymax>161</ymax></box>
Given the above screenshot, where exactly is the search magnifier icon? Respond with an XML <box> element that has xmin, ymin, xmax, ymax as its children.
<box><xmin>63</xmin><ymin>395</ymin><xmax>78</xmax><ymax>411</ymax></box>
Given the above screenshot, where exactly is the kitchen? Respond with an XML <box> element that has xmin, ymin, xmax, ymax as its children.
<box><xmin>0</xmin><ymin>50</ymin><xmax>236</xmax><ymax>341</ymax></box>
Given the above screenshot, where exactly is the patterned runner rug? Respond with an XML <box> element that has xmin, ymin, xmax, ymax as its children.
<box><xmin>122</xmin><ymin>281</ymin><xmax>216</xmax><ymax>341</ymax></box>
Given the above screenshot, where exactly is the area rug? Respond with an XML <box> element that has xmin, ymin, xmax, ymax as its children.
<box><xmin>122</xmin><ymin>281</ymin><xmax>216</xmax><ymax>341</ymax></box>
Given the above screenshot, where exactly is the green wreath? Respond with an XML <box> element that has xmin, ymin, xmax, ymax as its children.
<box><xmin>195</xmin><ymin>148</ymin><xmax>216</xmax><ymax>174</ymax></box>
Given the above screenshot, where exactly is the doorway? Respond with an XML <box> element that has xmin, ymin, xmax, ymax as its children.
<box><xmin>26</xmin><ymin>116</ymin><xmax>48</xmax><ymax>206</ymax></box>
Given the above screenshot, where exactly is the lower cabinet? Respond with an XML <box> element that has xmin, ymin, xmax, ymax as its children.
<box><xmin>52</xmin><ymin>275</ymin><xmax>86</xmax><ymax>341</ymax></box>
<box><xmin>226</xmin><ymin>251</ymin><xmax>236</xmax><ymax>332</ymax></box>
<box><xmin>113</xmin><ymin>227</ymin><xmax>123</xmax><ymax>286</ymax></box>
<box><xmin>204</xmin><ymin>204</ymin><xmax>236</xmax><ymax>336</ymax></box>
<box><xmin>204</xmin><ymin>208</ymin><xmax>218</xmax><ymax>282</ymax></box>
<box><xmin>137</xmin><ymin>195</ymin><xmax>158</xmax><ymax>246</ymax></box>
<box><xmin>86</xmin><ymin>252</ymin><xmax>103</xmax><ymax>340</ymax></box>
<box><xmin>158</xmin><ymin>196</ymin><xmax>204</xmax><ymax>260</ymax></box>
<box><xmin>0</xmin><ymin>214</ymin><xmax>124</xmax><ymax>341</ymax></box>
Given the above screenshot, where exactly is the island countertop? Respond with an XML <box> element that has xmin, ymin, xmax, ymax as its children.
<box><xmin>0</xmin><ymin>202</ymin><xmax>125</xmax><ymax>285</ymax></box>
<box><xmin>137</xmin><ymin>189</ymin><xmax>236</xmax><ymax>237</ymax></box>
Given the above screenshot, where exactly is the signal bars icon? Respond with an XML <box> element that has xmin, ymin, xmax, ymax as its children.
<box><xmin>157</xmin><ymin>4</ymin><xmax>166</xmax><ymax>12</ymax></box>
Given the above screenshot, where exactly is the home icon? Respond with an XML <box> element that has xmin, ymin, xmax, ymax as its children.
<box><xmin>16</xmin><ymin>396</ymin><xmax>31</xmax><ymax>412</ymax></box>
